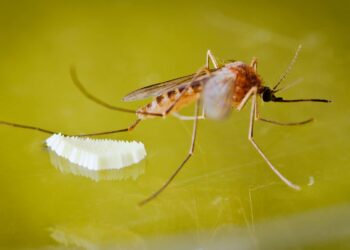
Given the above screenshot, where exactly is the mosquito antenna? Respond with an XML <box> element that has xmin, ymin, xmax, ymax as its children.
<box><xmin>272</xmin><ymin>45</ymin><xmax>302</xmax><ymax>92</ymax></box>
<box><xmin>70</xmin><ymin>66</ymin><xmax>137</xmax><ymax>114</ymax></box>
<box><xmin>273</xmin><ymin>78</ymin><xmax>303</xmax><ymax>93</ymax></box>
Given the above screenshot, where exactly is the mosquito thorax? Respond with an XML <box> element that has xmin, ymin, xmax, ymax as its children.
<box><xmin>227</xmin><ymin>61</ymin><xmax>262</xmax><ymax>106</ymax></box>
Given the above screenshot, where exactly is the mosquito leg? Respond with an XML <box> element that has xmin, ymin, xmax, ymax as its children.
<box><xmin>72</xmin><ymin>66</ymin><xmax>163</xmax><ymax>117</ymax></box>
<box><xmin>250</xmin><ymin>57</ymin><xmax>257</xmax><ymax>72</ymax></box>
<box><xmin>163</xmin><ymin>88</ymin><xmax>192</xmax><ymax>117</ymax></box>
<box><xmin>206</xmin><ymin>50</ymin><xmax>219</xmax><ymax>69</ymax></box>
<box><xmin>172</xmin><ymin>112</ymin><xmax>205</xmax><ymax>121</ymax></box>
<box><xmin>236</xmin><ymin>87</ymin><xmax>258</xmax><ymax>111</ymax></box>
<box><xmin>0</xmin><ymin>119</ymin><xmax>141</xmax><ymax>137</ymax></box>
<box><xmin>0</xmin><ymin>120</ymin><xmax>56</xmax><ymax>135</ymax></box>
<box><xmin>160</xmin><ymin>50</ymin><xmax>219</xmax><ymax>118</ymax></box>
<box><xmin>200</xmin><ymin>106</ymin><xmax>205</xmax><ymax>118</ymax></box>
<box><xmin>172</xmin><ymin>105</ymin><xmax>205</xmax><ymax>120</ymax></box>
<box><xmin>74</xmin><ymin>119</ymin><xmax>141</xmax><ymax>137</ymax></box>
<box><xmin>248</xmin><ymin>93</ymin><xmax>301</xmax><ymax>190</ymax></box>
<box><xmin>139</xmin><ymin>100</ymin><xmax>200</xmax><ymax>206</ymax></box>
<box><xmin>257</xmin><ymin>117</ymin><xmax>314</xmax><ymax>126</ymax></box>
<box><xmin>163</xmin><ymin>66</ymin><xmax>210</xmax><ymax>116</ymax></box>
<box><xmin>70</xmin><ymin>67</ymin><xmax>137</xmax><ymax>114</ymax></box>
<box><xmin>254</xmin><ymin>100</ymin><xmax>314</xmax><ymax>126</ymax></box>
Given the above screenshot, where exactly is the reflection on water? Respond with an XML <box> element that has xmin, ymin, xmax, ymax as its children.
<box><xmin>48</xmin><ymin>149</ymin><xmax>145</xmax><ymax>181</ymax></box>
<box><xmin>49</xmin><ymin>225</ymin><xmax>146</xmax><ymax>250</ymax></box>
<box><xmin>47</xmin><ymin>203</ymin><xmax>350</xmax><ymax>249</ymax></box>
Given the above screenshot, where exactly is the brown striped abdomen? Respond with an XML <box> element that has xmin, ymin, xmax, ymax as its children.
<box><xmin>137</xmin><ymin>82</ymin><xmax>203</xmax><ymax>119</ymax></box>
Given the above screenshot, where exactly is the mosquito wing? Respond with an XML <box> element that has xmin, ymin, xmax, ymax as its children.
<box><xmin>202</xmin><ymin>68</ymin><xmax>236</xmax><ymax>120</ymax></box>
<box><xmin>122</xmin><ymin>68</ymin><xmax>221</xmax><ymax>102</ymax></box>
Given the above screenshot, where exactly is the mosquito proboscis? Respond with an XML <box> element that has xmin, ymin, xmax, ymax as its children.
<box><xmin>0</xmin><ymin>45</ymin><xmax>331</xmax><ymax>205</ymax></box>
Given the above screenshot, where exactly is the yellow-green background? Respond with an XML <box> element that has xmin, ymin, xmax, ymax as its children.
<box><xmin>0</xmin><ymin>1</ymin><xmax>349</xmax><ymax>249</ymax></box>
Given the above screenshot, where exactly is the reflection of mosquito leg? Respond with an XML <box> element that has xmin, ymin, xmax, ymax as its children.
<box><xmin>248</xmin><ymin>92</ymin><xmax>301</xmax><ymax>190</ymax></box>
<box><xmin>254</xmin><ymin>99</ymin><xmax>313</xmax><ymax>126</ymax></box>
<box><xmin>139</xmin><ymin>100</ymin><xmax>200</xmax><ymax>206</ymax></box>
<box><xmin>0</xmin><ymin>119</ymin><xmax>141</xmax><ymax>137</ymax></box>
<box><xmin>70</xmin><ymin>67</ymin><xmax>137</xmax><ymax>114</ymax></box>
<box><xmin>206</xmin><ymin>50</ymin><xmax>219</xmax><ymax>69</ymax></box>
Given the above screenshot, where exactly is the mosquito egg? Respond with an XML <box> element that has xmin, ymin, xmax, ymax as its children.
<box><xmin>45</xmin><ymin>134</ymin><xmax>147</xmax><ymax>171</ymax></box>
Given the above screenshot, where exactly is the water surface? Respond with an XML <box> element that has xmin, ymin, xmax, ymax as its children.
<box><xmin>0</xmin><ymin>1</ymin><xmax>349</xmax><ymax>249</ymax></box>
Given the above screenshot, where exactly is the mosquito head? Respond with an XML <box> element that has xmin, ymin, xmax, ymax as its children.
<box><xmin>259</xmin><ymin>86</ymin><xmax>331</xmax><ymax>103</ymax></box>
<box><xmin>260</xmin><ymin>86</ymin><xmax>282</xmax><ymax>102</ymax></box>
<box><xmin>258</xmin><ymin>45</ymin><xmax>331</xmax><ymax>104</ymax></box>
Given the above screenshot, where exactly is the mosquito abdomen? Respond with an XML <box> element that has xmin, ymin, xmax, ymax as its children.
<box><xmin>137</xmin><ymin>83</ymin><xmax>203</xmax><ymax>119</ymax></box>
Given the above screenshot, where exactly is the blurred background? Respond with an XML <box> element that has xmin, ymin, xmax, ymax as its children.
<box><xmin>0</xmin><ymin>0</ymin><xmax>349</xmax><ymax>249</ymax></box>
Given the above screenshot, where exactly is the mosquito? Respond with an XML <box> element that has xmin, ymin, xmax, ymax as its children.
<box><xmin>0</xmin><ymin>45</ymin><xmax>331</xmax><ymax>205</ymax></box>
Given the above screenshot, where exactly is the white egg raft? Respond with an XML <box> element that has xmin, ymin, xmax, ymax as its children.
<box><xmin>45</xmin><ymin>134</ymin><xmax>147</xmax><ymax>171</ymax></box>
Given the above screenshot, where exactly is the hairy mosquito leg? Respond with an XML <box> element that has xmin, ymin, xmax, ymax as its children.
<box><xmin>139</xmin><ymin>100</ymin><xmax>200</xmax><ymax>206</ymax></box>
<box><xmin>248</xmin><ymin>92</ymin><xmax>301</xmax><ymax>190</ymax></box>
